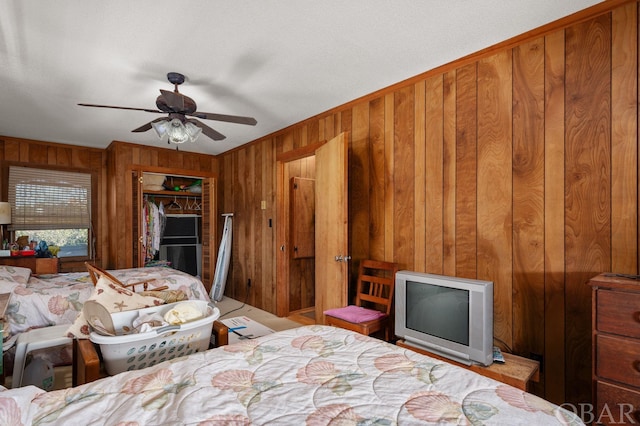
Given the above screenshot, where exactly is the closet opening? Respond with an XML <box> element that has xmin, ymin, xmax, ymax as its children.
<box><xmin>138</xmin><ymin>172</ymin><xmax>206</xmax><ymax>279</ymax></box>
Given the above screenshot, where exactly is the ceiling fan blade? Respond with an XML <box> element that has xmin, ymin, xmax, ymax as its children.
<box><xmin>187</xmin><ymin>119</ymin><xmax>226</xmax><ymax>141</ymax></box>
<box><xmin>132</xmin><ymin>117</ymin><xmax>168</xmax><ymax>133</ymax></box>
<box><xmin>188</xmin><ymin>111</ymin><xmax>257</xmax><ymax>126</ymax></box>
<box><xmin>159</xmin><ymin>89</ymin><xmax>186</xmax><ymax>111</ymax></box>
<box><xmin>78</xmin><ymin>103</ymin><xmax>163</xmax><ymax>114</ymax></box>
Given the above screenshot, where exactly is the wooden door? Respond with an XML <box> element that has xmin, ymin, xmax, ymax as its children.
<box><xmin>132</xmin><ymin>170</ymin><xmax>143</xmax><ymax>267</ymax></box>
<box><xmin>200</xmin><ymin>177</ymin><xmax>216</xmax><ymax>291</ymax></box>
<box><xmin>315</xmin><ymin>132</ymin><xmax>349</xmax><ymax>323</ymax></box>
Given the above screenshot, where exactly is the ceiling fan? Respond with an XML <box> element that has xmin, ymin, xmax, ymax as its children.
<box><xmin>78</xmin><ymin>72</ymin><xmax>257</xmax><ymax>145</ymax></box>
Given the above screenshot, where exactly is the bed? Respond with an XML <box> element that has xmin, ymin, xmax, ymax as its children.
<box><xmin>0</xmin><ymin>265</ymin><xmax>210</xmax><ymax>338</ymax></box>
<box><xmin>0</xmin><ymin>325</ymin><xmax>584</xmax><ymax>425</ymax></box>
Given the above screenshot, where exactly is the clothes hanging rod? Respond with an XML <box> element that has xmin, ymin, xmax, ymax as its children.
<box><xmin>222</xmin><ymin>213</ymin><xmax>234</xmax><ymax>217</ymax></box>
<box><xmin>144</xmin><ymin>193</ymin><xmax>201</xmax><ymax>198</ymax></box>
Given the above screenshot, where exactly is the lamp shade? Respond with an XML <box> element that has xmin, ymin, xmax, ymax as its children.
<box><xmin>167</xmin><ymin>119</ymin><xmax>189</xmax><ymax>144</ymax></box>
<box><xmin>184</xmin><ymin>121</ymin><xmax>202</xmax><ymax>141</ymax></box>
<box><xmin>0</xmin><ymin>202</ymin><xmax>11</xmax><ymax>225</ymax></box>
<box><xmin>151</xmin><ymin>120</ymin><xmax>169</xmax><ymax>138</ymax></box>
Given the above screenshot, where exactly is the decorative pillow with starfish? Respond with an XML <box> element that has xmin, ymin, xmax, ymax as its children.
<box><xmin>66</xmin><ymin>275</ymin><xmax>164</xmax><ymax>338</ymax></box>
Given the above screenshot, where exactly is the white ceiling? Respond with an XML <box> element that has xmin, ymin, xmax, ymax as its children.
<box><xmin>0</xmin><ymin>0</ymin><xmax>603</xmax><ymax>156</ymax></box>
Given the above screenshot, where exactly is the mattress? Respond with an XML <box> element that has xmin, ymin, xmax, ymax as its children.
<box><xmin>4</xmin><ymin>266</ymin><xmax>210</xmax><ymax>337</ymax></box>
<box><xmin>0</xmin><ymin>325</ymin><xmax>584</xmax><ymax>425</ymax></box>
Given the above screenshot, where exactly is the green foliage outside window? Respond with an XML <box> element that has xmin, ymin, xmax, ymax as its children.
<box><xmin>14</xmin><ymin>229</ymin><xmax>88</xmax><ymax>257</ymax></box>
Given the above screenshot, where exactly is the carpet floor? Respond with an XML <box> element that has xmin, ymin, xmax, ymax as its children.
<box><xmin>213</xmin><ymin>296</ymin><xmax>305</xmax><ymax>332</ymax></box>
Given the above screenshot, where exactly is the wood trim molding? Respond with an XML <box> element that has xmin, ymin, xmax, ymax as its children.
<box><xmin>276</xmin><ymin>140</ymin><xmax>326</xmax><ymax>162</ymax></box>
<box><xmin>126</xmin><ymin>164</ymin><xmax>217</xmax><ymax>179</ymax></box>
<box><xmin>0</xmin><ymin>135</ymin><xmax>105</xmax><ymax>153</ymax></box>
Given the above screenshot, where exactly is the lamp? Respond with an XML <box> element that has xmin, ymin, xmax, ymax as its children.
<box><xmin>151</xmin><ymin>118</ymin><xmax>202</xmax><ymax>145</ymax></box>
<box><xmin>0</xmin><ymin>202</ymin><xmax>11</xmax><ymax>247</ymax></box>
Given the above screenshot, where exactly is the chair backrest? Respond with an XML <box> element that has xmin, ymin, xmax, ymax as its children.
<box><xmin>354</xmin><ymin>259</ymin><xmax>399</xmax><ymax>315</ymax></box>
<box><xmin>84</xmin><ymin>262</ymin><xmax>165</xmax><ymax>292</ymax></box>
<box><xmin>85</xmin><ymin>262</ymin><xmax>120</xmax><ymax>286</ymax></box>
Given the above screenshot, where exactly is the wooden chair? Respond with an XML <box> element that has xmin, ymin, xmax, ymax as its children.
<box><xmin>324</xmin><ymin>259</ymin><xmax>398</xmax><ymax>341</ymax></box>
<box><xmin>85</xmin><ymin>262</ymin><xmax>167</xmax><ymax>292</ymax></box>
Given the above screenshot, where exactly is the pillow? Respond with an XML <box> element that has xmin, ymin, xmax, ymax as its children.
<box><xmin>66</xmin><ymin>275</ymin><xmax>164</xmax><ymax>338</ymax></box>
<box><xmin>324</xmin><ymin>305</ymin><xmax>386</xmax><ymax>323</ymax></box>
<box><xmin>0</xmin><ymin>265</ymin><xmax>31</xmax><ymax>284</ymax></box>
<box><xmin>0</xmin><ymin>265</ymin><xmax>31</xmax><ymax>293</ymax></box>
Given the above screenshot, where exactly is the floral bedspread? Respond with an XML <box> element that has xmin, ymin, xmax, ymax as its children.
<box><xmin>0</xmin><ymin>325</ymin><xmax>584</xmax><ymax>425</ymax></box>
<box><xmin>5</xmin><ymin>266</ymin><xmax>210</xmax><ymax>336</ymax></box>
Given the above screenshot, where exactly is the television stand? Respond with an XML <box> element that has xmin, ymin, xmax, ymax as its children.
<box><xmin>396</xmin><ymin>340</ymin><xmax>539</xmax><ymax>391</ymax></box>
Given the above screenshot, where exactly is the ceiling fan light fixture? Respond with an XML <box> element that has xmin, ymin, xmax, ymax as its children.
<box><xmin>151</xmin><ymin>118</ymin><xmax>201</xmax><ymax>144</ymax></box>
<box><xmin>79</xmin><ymin>72</ymin><xmax>256</xmax><ymax>145</ymax></box>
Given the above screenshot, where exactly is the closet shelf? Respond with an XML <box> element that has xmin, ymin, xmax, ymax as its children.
<box><xmin>143</xmin><ymin>190</ymin><xmax>201</xmax><ymax>198</ymax></box>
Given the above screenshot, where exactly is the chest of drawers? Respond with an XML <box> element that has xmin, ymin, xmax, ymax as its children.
<box><xmin>589</xmin><ymin>274</ymin><xmax>640</xmax><ymax>425</ymax></box>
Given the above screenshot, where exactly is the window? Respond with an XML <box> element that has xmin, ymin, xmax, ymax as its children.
<box><xmin>8</xmin><ymin>166</ymin><xmax>92</xmax><ymax>258</ymax></box>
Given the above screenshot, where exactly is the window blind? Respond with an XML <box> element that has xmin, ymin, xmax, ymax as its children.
<box><xmin>8</xmin><ymin>166</ymin><xmax>92</xmax><ymax>230</ymax></box>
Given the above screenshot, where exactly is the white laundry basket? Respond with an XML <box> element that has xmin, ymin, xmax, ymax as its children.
<box><xmin>89</xmin><ymin>300</ymin><xmax>219</xmax><ymax>375</ymax></box>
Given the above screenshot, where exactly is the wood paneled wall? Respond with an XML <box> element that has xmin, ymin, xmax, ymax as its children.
<box><xmin>219</xmin><ymin>0</ymin><xmax>639</xmax><ymax>405</ymax></box>
<box><xmin>0</xmin><ymin>136</ymin><xmax>107</xmax><ymax>272</ymax></box>
<box><xmin>221</xmin><ymin>138</ymin><xmax>277</xmax><ymax>309</ymax></box>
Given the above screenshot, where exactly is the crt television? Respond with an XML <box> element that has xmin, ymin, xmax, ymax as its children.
<box><xmin>395</xmin><ymin>270</ymin><xmax>493</xmax><ymax>366</ymax></box>
<box><xmin>158</xmin><ymin>214</ymin><xmax>202</xmax><ymax>277</ymax></box>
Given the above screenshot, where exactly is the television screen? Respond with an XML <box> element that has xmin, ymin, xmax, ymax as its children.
<box><xmin>159</xmin><ymin>244</ymin><xmax>202</xmax><ymax>278</ymax></box>
<box><xmin>406</xmin><ymin>281</ymin><xmax>469</xmax><ymax>345</ymax></box>
<box><xmin>395</xmin><ymin>270</ymin><xmax>493</xmax><ymax>366</ymax></box>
